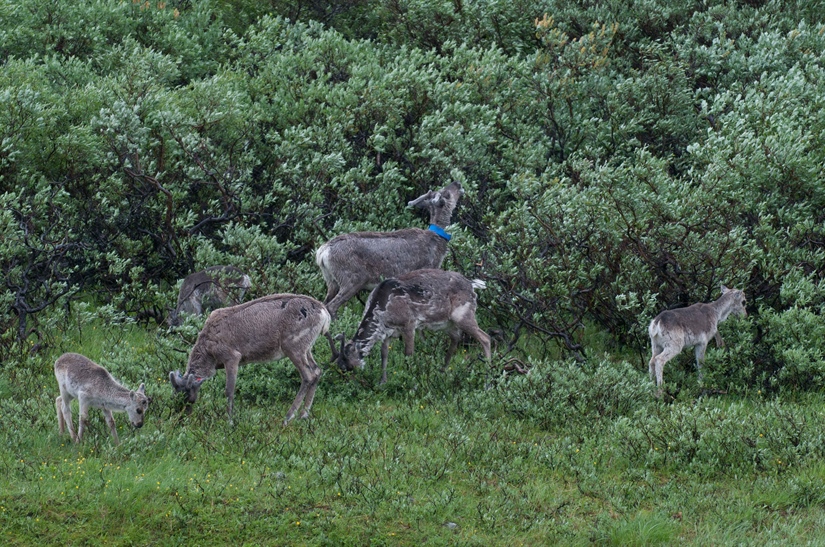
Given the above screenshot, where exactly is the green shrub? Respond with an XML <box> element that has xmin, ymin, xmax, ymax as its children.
<box><xmin>487</xmin><ymin>357</ymin><xmax>651</xmax><ymax>432</ymax></box>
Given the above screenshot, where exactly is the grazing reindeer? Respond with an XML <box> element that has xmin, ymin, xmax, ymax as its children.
<box><xmin>54</xmin><ymin>353</ymin><xmax>149</xmax><ymax>445</ymax></box>
<box><xmin>168</xmin><ymin>265</ymin><xmax>252</xmax><ymax>326</ymax></box>
<box><xmin>333</xmin><ymin>268</ymin><xmax>491</xmax><ymax>384</ymax></box>
<box><xmin>648</xmin><ymin>285</ymin><xmax>747</xmax><ymax>393</ymax></box>
<box><xmin>316</xmin><ymin>181</ymin><xmax>463</xmax><ymax>320</ymax></box>
<box><xmin>169</xmin><ymin>294</ymin><xmax>330</xmax><ymax>425</ymax></box>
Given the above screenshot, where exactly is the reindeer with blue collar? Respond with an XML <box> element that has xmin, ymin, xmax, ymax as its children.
<box><xmin>315</xmin><ymin>180</ymin><xmax>464</xmax><ymax>321</ymax></box>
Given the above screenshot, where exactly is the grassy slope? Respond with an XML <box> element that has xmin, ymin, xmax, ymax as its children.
<box><xmin>2</xmin><ymin>320</ymin><xmax>825</xmax><ymax>546</ymax></box>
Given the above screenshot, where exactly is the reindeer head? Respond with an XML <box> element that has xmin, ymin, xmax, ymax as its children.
<box><xmin>331</xmin><ymin>334</ymin><xmax>364</xmax><ymax>372</ymax></box>
<box><xmin>169</xmin><ymin>371</ymin><xmax>207</xmax><ymax>404</ymax></box>
<box><xmin>720</xmin><ymin>285</ymin><xmax>748</xmax><ymax>318</ymax></box>
<box><xmin>407</xmin><ymin>181</ymin><xmax>464</xmax><ymax>228</ymax></box>
<box><xmin>126</xmin><ymin>384</ymin><xmax>149</xmax><ymax>428</ymax></box>
<box><xmin>167</xmin><ymin>308</ymin><xmax>181</xmax><ymax>327</ymax></box>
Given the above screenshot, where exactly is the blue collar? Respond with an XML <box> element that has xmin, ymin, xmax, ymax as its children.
<box><xmin>428</xmin><ymin>224</ymin><xmax>452</xmax><ymax>242</ymax></box>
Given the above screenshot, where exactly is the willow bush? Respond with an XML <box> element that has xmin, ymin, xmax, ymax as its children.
<box><xmin>1</xmin><ymin>0</ymin><xmax>823</xmax><ymax>394</ymax></box>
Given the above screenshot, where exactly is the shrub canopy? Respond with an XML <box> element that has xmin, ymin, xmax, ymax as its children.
<box><xmin>1</xmin><ymin>0</ymin><xmax>823</xmax><ymax>393</ymax></box>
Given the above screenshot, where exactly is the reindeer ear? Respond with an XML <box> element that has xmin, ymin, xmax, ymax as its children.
<box><xmin>137</xmin><ymin>383</ymin><xmax>146</xmax><ymax>394</ymax></box>
<box><xmin>721</xmin><ymin>284</ymin><xmax>729</xmax><ymax>293</ymax></box>
<box><xmin>169</xmin><ymin>371</ymin><xmax>181</xmax><ymax>388</ymax></box>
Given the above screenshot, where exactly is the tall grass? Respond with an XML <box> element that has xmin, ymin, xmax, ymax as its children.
<box><xmin>3</xmin><ymin>318</ymin><xmax>825</xmax><ymax>545</ymax></box>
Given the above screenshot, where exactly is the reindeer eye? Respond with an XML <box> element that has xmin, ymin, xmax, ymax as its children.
<box><xmin>137</xmin><ymin>408</ymin><xmax>143</xmax><ymax>414</ymax></box>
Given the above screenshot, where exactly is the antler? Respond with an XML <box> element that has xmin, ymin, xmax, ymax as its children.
<box><xmin>407</xmin><ymin>190</ymin><xmax>435</xmax><ymax>208</ymax></box>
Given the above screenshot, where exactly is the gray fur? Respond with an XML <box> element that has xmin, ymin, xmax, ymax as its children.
<box><xmin>648</xmin><ymin>285</ymin><xmax>747</xmax><ymax>393</ymax></box>
<box><xmin>54</xmin><ymin>352</ymin><xmax>149</xmax><ymax>445</ymax></box>
<box><xmin>168</xmin><ymin>265</ymin><xmax>252</xmax><ymax>326</ymax></box>
<box><xmin>316</xmin><ymin>181</ymin><xmax>463</xmax><ymax>319</ymax></box>
<box><xmin>334</xmin><ymin>268</ymin><xmax>491</xmax><ymax>384</ymax></box>
<box><xmin>169</xmin><ymin>293</ymin><xmax>331</xmax><ymax>425</ymax></box>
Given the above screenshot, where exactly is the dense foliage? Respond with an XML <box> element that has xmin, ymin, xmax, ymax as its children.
<box><xmin>2</xmin><ymin>0</ymin><xmax>824</xmax><ymax>396</ymax></box>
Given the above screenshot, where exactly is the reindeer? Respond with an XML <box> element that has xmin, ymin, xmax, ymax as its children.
<box><xmin>316</xmin><ymin>181</ymin><xmax>463</xmax><ymax>320</ymax></box>
<box><xmin>168</xmin><ymin>265</ymin><xmax>252</xmax><ymax>326</ymax></box>
<box><xmin>54</xmin><ymin>353</ymin><xmax>149</xmax><ymax>445</ymax></box>
<box><xmin>333</xmin><ymin>268</ymin><xmax>491</xmax><ymax>384</ymax></box>
<box><xmin>648</xmin><ymin>285</ymin><xmax>747</xmax><ymax>394</ymax></box>
<box><xmin>169</xmin><ymin>293</ymin><xmax>330</xmax><ymax>425</ymax></box>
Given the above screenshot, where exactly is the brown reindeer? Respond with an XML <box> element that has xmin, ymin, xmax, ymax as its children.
<box><xmin>648</xmin><ymin>285</ymin><xmax>747</xmax><ymax>394</ymax></box>
<box><xmin>55</xmin><ymin>353</ymin><xmax>149</xmax><ymax>445</ymax></box>
<box><xmin>170</xmin><ymin>293</ymin><xmax>330</xmax><ymax>424</ymax></box>
<box><xmin>333</xmin><ymin>268</ymin><xmax>491</xmax><ymax>384</ymax></box>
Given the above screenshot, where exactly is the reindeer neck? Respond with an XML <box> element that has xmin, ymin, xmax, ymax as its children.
<box><xmin>101</xmin><ymin>385</ymin><xmax>134</xmax><ymax>411</ymax></box>
<box><xmin>429</xmin><ymin>205</ymin><xmax>455</xmax><ymax>228</ymax></box>
<box><xmin>711</xmin><ymin>292</ymin><xmax>737</xmax><ymax>322</ymax></box>
<box><xmin>185</xmin><ymin>345</ymin><xmax>216</xmax><ymax>380</ymax></box>
<box><xmin>354</xmin><ymin>317</ymin><xmax>386</xmax><ymax>359</ymax></box>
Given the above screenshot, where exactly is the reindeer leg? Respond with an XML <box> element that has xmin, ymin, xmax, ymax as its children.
<box><xmin>402</xmin><ymin>326</ymin><xmax>416</xmax><ymax>356</ymax></box>
<box><xmin>224</xmin><ymin>354</ymin><xmax>242</xmax><ymax>423</ymax></box>
<box><xmin>56</xmin><ymin>396</ymin><xmax>65</xmax><ymax>436</ymax></box>
<box><xmin>467</xmin><ymin>325</ymin><xmax>492</xmax><ymax>363</ymax></box>
<box><xmin>452</xmin><ymin>311</ymin><xmax>492</xmax><ymax>365</ymax></box>
<box><xmin>478</xmin><ymin>330</ymin><xmax>492</xmax><ymax>363</ymax></box>
<box><xmin>325</xmin><ymin>331</ymin><xmax>338</xmax><ymax>358</ymax></box>
<box><xmin>298</xmin><ymin>351</ymin><xmax>323</xmax><ymax>420</ymax></box>
<box><xmin>322</xmin><ymin>282</ymin><xmax>340</xmax><ymax>314</ymax></box>
<box><xmin>444</xmin><ymin>330</ymin><xmax>461</xmax><ymax>372</ymax></box>
<box><xmin>649</xmin><ymin>343</ymin><xmax>663</xmax><ymax>384</ymax></box>
<box><xmin>77</xmin><ymin>398</ymin><xmax>90</xmax><ymax>443</ymax></box>
<box><xmin>324</xmin><ymin>285</ymin><xmax>362</xmax><ymax>322</ymax></box>
<box><xmin>380</xmin><ymin>339</ymin><xmax>391</xmax><ymax>384</ymax></box>
<box><xmin>59</xmin><ymin>394</ymin><xmax>78</xmax><ymax>442</ymax></box>
<box><xmin>103</xmin><ymin>409</ymin><xmax>120</xmax><ymax>445</ymax></box>
<box><xmin>284</xmin><ymin>353</ymin><xmax>314</xmax><ymax>425</ymax></box>
<box><xmin>651</xmin><ymin>348</ymin><xmax>680</xmax><ymax>398</ymax></box>
<box><xmin>694</xmin><ymin>344</ymin><xmax>707</xmax><ymax>385</ymax></box>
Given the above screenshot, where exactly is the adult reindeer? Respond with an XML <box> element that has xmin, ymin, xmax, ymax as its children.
<box><xmin>169</xmin><ymin>293</ymin><xmax>330</xmax><ymax>425</ymax></box>
<box><xmin>316</xmin><ymin>181</ymin><xmax>463</xmax><ymax>320</ymax></box>
<box><xmin>168</xmin><ymin>265</ymin><xmax>251</xmax><ymax>326</ymax></box>
<box><xmin>648</xmin><ymin>285</ymin><xmax>747</xmax><ymax>394</ymax></box>
<box><xmin>333</xmin><ymin>268</ymin><xmax>491</xmax><ymax>384</ymax></box>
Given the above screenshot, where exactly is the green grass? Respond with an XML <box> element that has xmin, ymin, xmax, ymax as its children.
<box><xmin>3</xmin><ymin>319</ymin><xmax>825</xmax><ymax>545</ymax></box>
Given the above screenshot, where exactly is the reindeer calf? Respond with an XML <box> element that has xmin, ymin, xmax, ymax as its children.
<box><xmin>170</xmin><ymin>294</ymin><xmax>330</xmax><ymax>425</ymax></box>
<box><xmin>648</xmin><ymin>285</ymin><xmax>747</xmax><ymax>393</ymax></box>
<box><xmin>55</xmin><ymin>353</ymin><xmax>149</xmax><ymax>445</ymax></box>
<box><xmin>334</xmin><ymin>268</ymin><xmax>491</xmax><ymax>384</ymax></box>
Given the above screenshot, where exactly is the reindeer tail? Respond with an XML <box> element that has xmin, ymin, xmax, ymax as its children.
<box><xmin>648</xmin><ymin>318</ymin><xmax>664</xmax><ymax>339</ymax></box>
